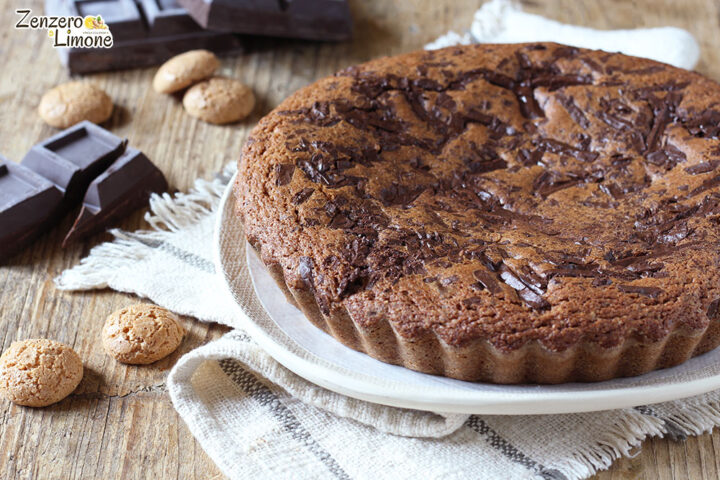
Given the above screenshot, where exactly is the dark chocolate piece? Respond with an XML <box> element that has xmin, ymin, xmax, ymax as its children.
<box><xmin>139</xmin><ymin>0</ymin><xmax>206</xmax><ymax>35</ymax></box>
<box><xmin>617</xmin><ymin>284</ymin><xmax>664</xmax><ymax>298</ymax></box>
<box><xmin>45</xmin><ymin>0</ymin><xmax>244</xmax><ymax>74</ymax></box>
<box><xmin>63</xmin><ymin>148</ymin><xmax>168</xmax><ymax>246</ymax></box>
<box><xmin>685</xmin><ymin>160</ymin><xmax>720</xmax><ymax>175</ymax></box>
<box><xmin>21</xmin><ymin>121</ymin><xmax>127</xmax><ymax>207</ymax></box>
<box><xmin>72</xmin><ymin>0</ymin><xmax>146</xmax><ymax>42</ymax></box>
<box><xmin>0</xmin><ymin>157</ymin><xmax>63</xmax><ymax>262</ymax></box>
<box><xmin>177</xmin><ymin>0</ymin><xmax>352</xmax><ymax>41</ymax></box>
<box><xmin>292</xmin><ymin>187</ymin><xmax>314</xmax><ymax>205</ymax></box>
<box><xmin>275</xmin><ymin>163</ymin><xmax>295</xmax><ymax>186</ymax></box>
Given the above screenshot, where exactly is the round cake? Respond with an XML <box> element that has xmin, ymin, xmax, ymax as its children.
<box><xmin>235</xmin><ymin>43</ymin><xmax>720</xmax><ymax>384</ymax></box>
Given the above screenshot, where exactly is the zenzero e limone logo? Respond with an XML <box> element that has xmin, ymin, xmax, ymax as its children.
<box><xmin>15</xmin><ymin>9</ymin><xmax>113</xmax><ymax>48</ymax></box>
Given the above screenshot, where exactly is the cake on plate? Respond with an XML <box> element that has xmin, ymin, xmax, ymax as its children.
<box><xmin>235</xmin><ymin>43</ymin><xmax>720</xmax><ymax>383</ymax></box>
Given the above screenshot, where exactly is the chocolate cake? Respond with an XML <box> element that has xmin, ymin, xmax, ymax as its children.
<box><xmin>235</xmin><ymin>43</ymin><xmax>720</xmax><ymax>383</ymax></box>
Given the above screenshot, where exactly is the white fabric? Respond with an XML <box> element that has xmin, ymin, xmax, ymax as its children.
<box><xmin>55</xmin><ymin>4</ymin><xmax>713</xmax><ymax>479</ymax></box>
<box><xmin>426</xmin><ymin>0</ymin><xmax>700</xmax><ymax>71</ymax></box>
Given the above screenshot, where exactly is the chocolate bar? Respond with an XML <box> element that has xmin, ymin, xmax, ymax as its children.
<box><xmin>21</xmin><ymin>121</ymin><xmax>127</xmax><ymax>207</ymax></box>
<box><xmin>45</xmin><ymin>0</ymin><xmax>243</xmax><ymax>74</ymax></box>
<box><xmin>0</xmin><ymin>157</ymin><xmax>64</xmax><ymax>262</ymax></box>
<box><xmin>2</xmin><ymin>122</ymin><xmax>127</xmax><ymax>262</ymax></box>
<box><xmin>177</xmin><ymin>0</ymin><xmax>353</xmax><ymax>41</ymax></box>
<box><xmin>2</xmin><ymin>122</ymin><xmax>168</xmax><ymax>261</ymax></box>
<box><xmin>63</xmin><ymin>147</ymin><xmax>168</xmax><ymax>246</ymax></box>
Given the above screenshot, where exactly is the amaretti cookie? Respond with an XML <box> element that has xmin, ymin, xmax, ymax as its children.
<box><xmin>103</xmin><ymin>304</ymin><xmax>185</xmax><ymax>365</ymax></box>
<box><xmin>183</xmin><ymin>77</ymin><xmax>255</xmax><ymax>124</ymax></box>
<box><xmin>38</xmin><ymin>81</ymin><xmax>113</xmax><ymax>128</ymax></box>
<box><xmin>0</xmin><ymin>339</ymin><xmax>83</xmax><ymax>407</ymax></box>
<box><xmin>235</xmin><ymin>43</ymin><xmax>720</xmax><ymax>383</ymax></box>
<box><xmin>153</xmin><ymin>49</ymin><xmax>220</xmax><ymax>94</ymax></box>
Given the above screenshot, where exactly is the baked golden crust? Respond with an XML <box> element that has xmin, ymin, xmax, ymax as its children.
<box><xmin>235</xmin><ymin>43</ymin><xmax>720</xmax><ymax>383</ymax></box>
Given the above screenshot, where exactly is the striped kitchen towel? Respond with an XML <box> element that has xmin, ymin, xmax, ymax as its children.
<box><xmin>56</xmin><ymin>162</ymin><xmax>720</xmax><ymax>480</ymax></box>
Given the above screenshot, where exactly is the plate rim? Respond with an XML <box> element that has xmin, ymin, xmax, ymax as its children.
<box><xmin>214</xmin><ymin>172</ymin><xmax>720</xmax><ymax>415</ymax></box>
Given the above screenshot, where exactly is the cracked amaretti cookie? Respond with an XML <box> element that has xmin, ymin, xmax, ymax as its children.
<box><xmin>235</xmin><ymin>43</ymin><xmax>720</xmax><ymax>383</ymax></box>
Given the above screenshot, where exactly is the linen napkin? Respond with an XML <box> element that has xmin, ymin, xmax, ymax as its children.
<box><xmin>55</xmin><ymin>3</ymin><xmax>714</xmax><ymax>479</ymax></box>
<box><xmin>426</xmin><ymin>0</ymin><xmax>700</xmax><ymax>70</ymax></box>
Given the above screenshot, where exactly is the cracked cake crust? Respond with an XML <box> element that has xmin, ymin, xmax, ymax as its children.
<box><xmin>235</xmin><ymin>43</ymin><xmax>720</xmax><ymax>383</ymax></box>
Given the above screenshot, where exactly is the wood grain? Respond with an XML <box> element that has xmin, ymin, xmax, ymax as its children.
<box><xmin>0</xmin><ymin>0</ymin><xmax>719</xmax><ymax>478</ymax></box>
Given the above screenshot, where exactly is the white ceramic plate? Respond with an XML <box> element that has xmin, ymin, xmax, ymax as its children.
<box><xmin>215</xmin><ymin>172</ymin><xmax>720</xmax><ymax>414</ymax></box>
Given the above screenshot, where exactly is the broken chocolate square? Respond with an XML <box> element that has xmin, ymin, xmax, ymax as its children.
<box><xmin>63</xmin><ymin>147</ymin><xmax>169</xmax><ymax>246</ymax></box>
<box><xmin>21</xmin><ymin>120</ymin><xmax>127</xmax><ymax>206</ymax></box>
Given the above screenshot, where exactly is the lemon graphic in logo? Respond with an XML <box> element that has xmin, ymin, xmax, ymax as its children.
<box><xmin>84</xmin><ymin>15</ymin><xmax>108</xmax><ymax>29</ymax></box>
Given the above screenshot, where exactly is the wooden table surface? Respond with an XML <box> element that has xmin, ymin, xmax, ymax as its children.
<box><xmin>2</xmin><ymin>0</ymin><xmax>720</xmax><ymax>478</ymax></box>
